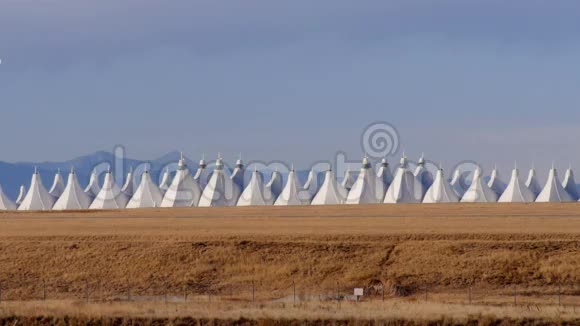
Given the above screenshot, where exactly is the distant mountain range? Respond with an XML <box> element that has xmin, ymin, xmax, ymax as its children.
<box><xmin>0</xmin><ymin>151</ymin><xmax>315</xmax><ymax>201</ymax></box>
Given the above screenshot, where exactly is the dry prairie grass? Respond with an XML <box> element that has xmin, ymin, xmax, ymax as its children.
<box><xmin>0</xmin><ymin>203</ymin><xmax>579</xmax><ymax>322</ymax></box>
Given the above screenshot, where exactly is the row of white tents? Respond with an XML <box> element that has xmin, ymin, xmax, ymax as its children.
<box><xmin>1</xmin><ymin>154</ymin><xmax>579</xmax><ymax>211</ymax></box>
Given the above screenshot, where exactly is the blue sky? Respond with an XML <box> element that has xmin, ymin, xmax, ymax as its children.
<box><xmin>1</xmin><ymin>0</ymin><xmax>580</xmax><ymax>174</ymax></box>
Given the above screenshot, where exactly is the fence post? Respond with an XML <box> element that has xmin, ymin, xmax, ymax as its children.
<box><xmin>468</xmin><ymin>286</ymin><xmax>472</xmax><ymax>305</ymax></box>
<box><xmin>0</xmin><ymin>281</ymin><xmax>2</xmax><ymax>303</ymax></box>
<box><xmin>164</xmin><ymin>285</ymin><xmax>167</xmax><ymax>304</ymax></box>
<box><xmin>293</xmin><ymin>281</ymin><xmax>296</xmax><ymax>306</ymax></box>
<box><xmin>558</xmin><ymin>284</ymin><xmax>561</xmax><ymax>306</ymax></box>
<box><xmin>86</xmin><ymin>280</ymin><xmax>90</xmax><ymax>304</ymax></box>
<box><xmin>127</xmin><ymin>285</ymin><xmax>131</xmax><ymax>301</ymax></box>
<box><xmin>513</xmin><ymin>286</ymin><xmax>517</xmax><ymax>306</ymax></box>
<box><xmin>424</xmin><ymin>284</ymin><xmax>428</xmax><ymax>301</ymax></box>
<box><xmin>183</xmin><ymin>286</ymin><xmax>187</xmax><ymax>303</ymax></box>
<box><xmin>382</xmin><ymin>284</ymin><xmax>385</xmax><ymax>302</ymax></box>
<box><xmin>43</xmin><ymin>280</ymin><xmax>46</xmax><ymax>301</ymax></box>
<box><xmin>252</xmin><ymin>280</ymin><xmax>255</xmax><ymax>303</ymax></box>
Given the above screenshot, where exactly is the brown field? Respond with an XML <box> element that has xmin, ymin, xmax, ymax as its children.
<box><xmin>1</xmin><ymin>203</ymin><xmax>580</xmax><ymax>324</ymax></box>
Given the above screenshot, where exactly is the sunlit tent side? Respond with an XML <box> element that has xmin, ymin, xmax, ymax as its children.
<box><xmin>89</xmin><ymin>169</ymin><xmax>128</xmax><ymax>209</ymax></box>
<box><xmin>536</xmin><ymin>167</ymin><xmax>573</xmax><ymax>203</ymax></box>
<box><xmin>384</xmin><ymin>156</ymin><xmax>419</xmax><ymax>204</ymax></box>
<box><xmin>198</xmin><ymin>156</ymin><xmax>241</xmax><ymax>207</ymax></box>
<box><xmin>161</xmin><ymin>155</ymin><xmax>202</xmax><ymax>207</ymax></box>
<box><xmin>17</xmin><ymin>168</ymin><xmax>55</xmax><ymax>211</ymax></box>
<box><xmin>311</xmin><ymin>169</ymin><xmax>348</xmax><ymax>205</ymax></box>
<box><xmin>346</xmin><ymin>157</ymin><xmax>378</xmax><ymax>204</ymax></box>
<box><xmin>498</xmin><ymin>167</ymin><xmax>535</xmax><ymax>203</ymax></box>
<box><xmin>422</xmin><ymin>168</ymin><xmax>459</xmax><ymax>203</ymax></box>
<box><xmin>126</xmin><ymin>170</ymin><xmax>164</xmax><ymax>208</ymax></box>
<box><xmin>460</xmin><ymin>168</ymin><xmax>498</xmax><ymax>203</ymax></box>
<box><xmin>53</xmin><ymin>168</ymin><xmax>92</xmax><ymax>210</ymax></box>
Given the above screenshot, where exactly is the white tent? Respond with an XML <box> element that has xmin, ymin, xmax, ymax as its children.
<box><xmin>0</xmin><ymin>185</ymin><xmax>17</xmax><ymax>210</ymax></box>
<box><xmin>525</xmin><ymin>167</ymin><xmax>542</xmax><ymax>198</ymax></box>
<box><xmin>450</xmin><ymin>169</ymin><xmax>467</xmax><ymax>198</ymax></box>
<box><xmin>18</xmin><ymin>168</ymin><xmax>55</xmax><ymax>211</ymax></box>
<box><xmin>341</xmin><ymin>167</ymin><xmax>356</xmax><ymax>191</ymax></box>
<box><xmin>414</xmin><ymin>155</ymin><xmax>433</xmax><ymax>200</ymax></box>
<box><xmin>48</xmin><ymin>170</ymin><xmax>65</xmax><ymax>198</ymax></box>
<box><xmin>126</xmin><ymin>170</ymin><xmax>164</xmax><ymax>208</ymax></box>
<box><xmin>376</xmin><ymin>158</ymin><xmax>394</xmax><ymax>202</ymax></box>
<box><xmin>384</xmin><ymin>156</ymin><xmax>419</xmax><ymax>204</ymax></box>
<box><xmin>536</xmin><ymin>167</ymin><xmax>573</xmax><ymax>202</ymax></box>
<box><xmin>193</xmin><ymin>157</ymin><xmax>210</xmax><ymax>190</ymax></box>
<box><xmin>198</xmin><ymin>157</ymin><xmax>241</xmax><ymax>207</ymax></box>
<box><xmin>303</xmin><ymin>169</ymin><xmax>320</xmax><ymax>200</ymax></box>
<box><xmin>121</xmin><ymin>167</ymin><xmax>136</xmax><ymax>197</ymax></box>
<box><xmin>562</xmin><ymin>167</ymin><xmax>579</xmax><ymax>201</ymax></box>
<box><xmin>346</xmin><ymin>157</ymin><xmax>378</xmax><ymax>204</ymax></box>
<box><xmin>274</xmin><ymin>168</ymin><xmax>310</xmax><ymax>206</ymax></box>
<box><xmin>423</xmin><ymin>168</ymin><xmax>459</xmax><ymax>203</ymax></box>
<box><xmin>237</xmin><ymin>169</ymin><xmax>272</xmax><ymax>206</ymax></box>
<box><xmin>231</xmin><ymin>158</ymin><xmax>245</xmax><ymax>190</ymax></box>
<box><xmin>89</xmin><ymin>170</ymin><xmax>128</xmax><ymax>209</ymax></box>
<box><xmin>159</xmin><ymin>167</ymin><xmax>171</xmax><ymax>194</ymax></box>
<box><xmin>53</xmin><ymin>168</ymin><xmax>92</xmax><ymax>210</ymax></box>
<box><xmin>498</xmin><ymin>168</ymin><xmax>535</xmax><ymax>203</ymax></box>
<box><xmin>311</xmin><ymin>169</ymin><xmax>348</xmax><ymax>205</ymax></box>
<box><xmin>161</xmin><ymin>155</ymin><xmax>202</xmax><ymax>207</ymax></box>
<box><xmin>265</xmin><ymin>169</ymin><xmax>283</xmax><ymax>202</ymax></box>
<box><xmin>15</xmin><ymin>185</ymin><xmax>27</xmax><ymax>206</ymax></box>
<box><xmin>461</xmin><ymin>168</ymin><xmax>498</xmax><ymax>203</ymax></box>
<box><xmin>487</xmin><ymin>167</ymin><xmax>506</xmax><ymax>197</ymax></box>
<box><xmin>84</xmin><ymin>169</ymin><xmax>101</xmax><ymax>199</ymax></box>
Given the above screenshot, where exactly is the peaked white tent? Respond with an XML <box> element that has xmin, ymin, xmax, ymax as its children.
<box><xmin>84</xmin><ymin>169</ymin><xmax>101</xmax><ymax>199</ymax></box>
<box><xmin>450</xmin><ymin>169</ymin><xmax>467</xmax><ymax>198</ymax></box>
<box><xmin>376</xmin><ymin>159</ymin><xmax>394</xmax><ymax>202</ymax></box>
<box><xmin>0</xmin><ymin>185</ymin><xmax>17</xmax><ymax>210</ymax></box>
<box><xmin>126</xmin><ymin>170</ymin><xmax>164</xmax><ymax>208</ymax></box>
<box><xmin>536</xmin><ymin>167</ymin><xmax>573</xmax><ymax>202</ymax></box>
<box><xmin>237</xmin><ymin>169</ymin><xmax>272</xmax><ymax>206</ymax></box>
<box><xmin>198</xmin><ymin>157</ymin><xmax>241</xmax><ymax>207</ymax></box>
<box><xmin>265</xmin><ymin>170</ymin><xmax>283</xmax><ymax>202</ymax></box>
<box><xmin>193</xmin><ymin>157</ymin><xmax>210</xmax><ymax>190</ymax></box>
<box><xmin>231</xmin><ymin>158</ymin><xmax>245</xmax><ymax>190</ymax></box>
<box><xmin>89</xmin><ymin>170</ymin><xmax>128</xmax><ymax>209</ymax></box>
<box><xmin>121</xmin><ymin>167</ymin><xmax>136</xmax><ymax>197</ymax></box>
<box><xmin>461</xmin><ymin>168</ymin><xmax>498</xmax><ymax>203</ymax></box>
<box><xmin>303</xmin><ymin>169</ymin><xmax>320</xmax><ymax>199</ymax></box>
<box><xmin>384</xmin><ymin>156</ymin><xmax>419</xmax><ymax>204</ymax></box>
<box><xmin>274</xmin><ymin>168</ymin><xmax>310</xmax><ymax>206</ymax></box>
<box><xmin>525</xmin><ymin>167</ymin><xmax>542</xmax><ymax>198</ymax></box>
<box><xmin>18</xmin><ymin>168</ymin><xmax>55</xmax><ymax>211</ymax></box>
<box><xmin>341</xmin><ymin>167</ymin><xmax>356</xmax><ymax>191</ymax></box>
<box><xmin>15</xmin><ymin>185</ymin><xmax>27</xmax><ymax>206</ymax></box>
<box><xmin>423</xmin><ymin>168</ymin><xmax>459</xmax><ymax>203</ymax></box>
<box><xmin>48</xmin><ymin>170</ymin><xmax>65</xmax><ymax>197</ymax></box>
<box><xmin>414</xmin><ymin>155</ymin><xmax>433</xmax><ymax>199</ymax></box>
<box><xmin>346</xmin><ymin>157</ymin><xmax>378</xmax><ymax>204</ymax></box>
<box><xmin>487</xmin><ymin>167</ymin><xmax>506</xmax><ymax>197</ymax></box>
<box><xmin>53</xmin><ymin>168</ymin><xmax>92</xmax><ymax>210</ymax></box>
<box><xmin>159</xmin><ymin>167</ymin><xmax>171</xmax><ymax>194</ymax></box>
<box><xmin>562</xmin><ymin>167</ymin><xmax>579</xmax><ymax>201</ymax></box>
<box><xmin>161</xmin><ymin>155</ymin><xmax>202</xmax><ymax>207</ymax></box>
<box><xmin>498</xmin><ymin>168</ymin><xmax>535</xmax><ymax>203</ymax></box>
<box><xmin>311</xmin><ymin>169</ymin><xmax>348</xmax><ymax>205</ymax></box>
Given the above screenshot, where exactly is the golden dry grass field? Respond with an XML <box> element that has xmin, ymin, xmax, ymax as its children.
<box><xmin>1</xmin><ymin>203</ymin><xmax>580</xmax><ymax>324</ymax></box>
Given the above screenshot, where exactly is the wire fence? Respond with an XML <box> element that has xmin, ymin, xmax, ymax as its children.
<box><xmin>0</xmin><ymin>279</ymin><xmax>579</xmax><ymax>308</ymax></box>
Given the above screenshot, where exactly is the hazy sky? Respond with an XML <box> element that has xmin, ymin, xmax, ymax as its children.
<box><xmin>1</xmin><ymin>0</ymin><xmax>580</xmax><ymax>174</ymax></box>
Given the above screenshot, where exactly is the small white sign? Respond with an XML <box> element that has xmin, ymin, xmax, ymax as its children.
<box><xmin>354</xmin><ymin>288</ymin><xmax>364</xmax><ymax>296</ymax></box>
